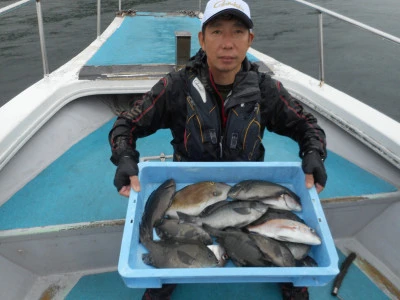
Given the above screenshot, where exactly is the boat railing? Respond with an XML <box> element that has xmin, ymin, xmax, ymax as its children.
<box><xmin>1</xmin><ymin>0</ymin><xmax>399</xmax><ymax>83</ymax></box>
<box><xmin>1</xmin><ymin>0</ymin><xmax>50</xmax><ymax>76</ymax></box>
<box><xmin>291</xmin><ymin>0</ymin><xmax>400</xmax><ymax>85</ymax></box>
<box><xmin>0</xmin><ymin>0</ymin><xmax>123</xmax><ymax>77</ymax></box>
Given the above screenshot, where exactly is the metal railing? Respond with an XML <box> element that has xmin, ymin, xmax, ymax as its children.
<box><xmin>0</xmin><ymin>0</ymin><xmax>32</xmax><ymax>15</ymax></box>
<box><xmin>291</xmin><ymin>0</ymin><xmax>400</xmax><ymax>85</ymax></box>
<box><xmin>1</xmin><ymin>0</ymin><xmax>399</xmax><ymax>81</ymax></box>
<box><xmin>1</xmin><ymin>0</ymin><xmax>49</xmax><ymax>76</ymax></box>
<box><xmin>0</xmin><ymin>0</ymin><xmax>123</xmax><ymax>77</ymax></box>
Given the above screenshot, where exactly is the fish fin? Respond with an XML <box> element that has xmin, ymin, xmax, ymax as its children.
<box><xmin>142</xmin><ymin>253</ymin><xmax>153</xmax><ymax>266</ymax></box>
<box><xmin>276</xmin><ymin>235</ymin><xmax>291</xmax><ymax>242</ymax></box>
<box><xmin>199</xmin><ymin>200</ymin><xmax>229</xmax><ymax>216</ymax></box>
<box><xmin>177</xmin><ymin>211</ymin><xmax>198</xmax><ymax>225</ymax></box>
<box><xmin>177</xmin><ymin>250</ymin><xmax>196</xmax><ymax>265</ymax></box>
<box><xmin>232</xmin><ymin>207</ymin><xmax>251</xmax><ymax>215</ymax></box>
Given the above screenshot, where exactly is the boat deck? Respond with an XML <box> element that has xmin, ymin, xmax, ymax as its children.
<box><xmin>66</xmin><ymin>250</ymin><xmax>389</xmax><ymax>300</ymax></box>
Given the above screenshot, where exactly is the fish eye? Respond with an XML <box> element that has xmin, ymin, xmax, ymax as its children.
<box><xmin>213</xmin><ymin>191</ymin><xmax>218</xmax><ymax>196</ymax></box>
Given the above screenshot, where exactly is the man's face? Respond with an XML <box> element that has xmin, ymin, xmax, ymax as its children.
<box><xmin>199</xmin><ymin>16</ymin><xmax>254</xmax><ymax>78</ymax></box>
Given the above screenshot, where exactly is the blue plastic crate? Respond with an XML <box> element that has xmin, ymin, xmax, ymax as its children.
<box><xmin>118</xmin><ymin>162</ymin><xmax>339</xmax><ymax>288</ymax></box>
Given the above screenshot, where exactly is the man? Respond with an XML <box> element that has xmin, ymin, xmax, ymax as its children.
<box><xmin>109</xmin><ymin>0</ymin><xmax>327</xmax><ymax>299</ymax></box>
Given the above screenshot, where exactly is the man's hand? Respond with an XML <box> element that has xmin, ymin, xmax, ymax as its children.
<box><xmin>118</xmin><ymin>175</ymin><xmax>141</xmax><ymax>197</ymax></box>
<box><xmin>302</xmin><ymin>150</ymin><xmax>327</xmax><ymax>194</ymax></box>
<box><xmin>114</xmin><ymin>156</ymin><xmax>140</xmax><ymax>197</ymax></box>
<box><xmin>305</xmin><ymin>174</ymin><xmax>325</xmax><ymax>193</ymax></box>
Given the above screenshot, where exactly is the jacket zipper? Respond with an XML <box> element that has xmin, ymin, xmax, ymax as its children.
<box><xmin>208</xmin><ymin>69</ymin><xmax>226</xmax><ymax>159</ymax></box>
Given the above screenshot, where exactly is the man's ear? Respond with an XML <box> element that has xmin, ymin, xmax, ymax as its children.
<box><xmin>248</xmin><ymin>31</ymin><xmax>255</xmax><ymax>46</ymax></box>
<box><xmin>198</xmin><ymin>31</ymin><xmax>205</xmax><ymax>50</ymax></box>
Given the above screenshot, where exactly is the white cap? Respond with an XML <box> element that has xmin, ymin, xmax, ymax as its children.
<box><xmin>201</xmin><ymin>0</ymin><xmax>253</xmax><ymax>29</ymax></box>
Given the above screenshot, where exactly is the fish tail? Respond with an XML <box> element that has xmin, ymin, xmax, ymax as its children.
<box><xmin>177</xmin><ymin>211</ymin><xmax>199</xmax><ymax>225</ymax></box>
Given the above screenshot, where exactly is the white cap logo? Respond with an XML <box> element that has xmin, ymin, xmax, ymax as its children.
<box><xmin>201</xmin><ymin>0</ymin><xmax>253</xmax><ymax>29</ymax></box>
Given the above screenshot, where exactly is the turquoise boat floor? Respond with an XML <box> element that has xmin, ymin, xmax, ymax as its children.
<box><xmin>0</xmin><ymin>119</ymin><xmax>397</xmax><ymax>230</ymax></box>
<box><xmin>86</xmin><ymin>13</ymin><xmax>201</xmax><ymax>67</ymax></box>
<box><xmin>66</xmin><ymin>251</ymin><xmax>389</xmax><ymax>300</ymax></box>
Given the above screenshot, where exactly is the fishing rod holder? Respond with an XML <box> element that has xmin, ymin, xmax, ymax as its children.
<box><xmin>175</xmin><ymin>31</ymin><xmax>192</xmax><ymax>67</ymax></box>
<box><xmin>140</xmin><ymin>153</ymin><xmax>173</xmax><ymax>162</ymax></box>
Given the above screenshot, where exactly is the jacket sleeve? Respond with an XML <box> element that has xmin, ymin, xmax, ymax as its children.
<box><xmin>260</xmin><ymin>75</ymin><xmax>327</xmax><ymax>159</ymax></box>
<box><xmin>108</xmin><ymin>77</ymin><xmax>171</xmax><ymax>165</ymax></box>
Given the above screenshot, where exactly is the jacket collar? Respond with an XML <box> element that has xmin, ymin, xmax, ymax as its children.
<box><xmin>186</xmin><ymin>49</ymin><xmax>261</xmax><ymax>109</ymax></box>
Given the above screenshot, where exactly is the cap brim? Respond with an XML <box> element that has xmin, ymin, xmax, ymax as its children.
<box><xmin>203</xmin><ymin>8</ymin><xmax>253</xmax><ymax>29</ymax></box>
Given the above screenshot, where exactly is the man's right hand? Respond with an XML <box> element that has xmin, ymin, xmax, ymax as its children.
<box><xmin>114</xmin><ymin>156</ymin><xmax>140</xmax><ymax>197</ymax></box>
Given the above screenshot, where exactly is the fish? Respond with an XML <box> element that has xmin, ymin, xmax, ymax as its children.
<box><xmin>247</xmin><ymin>218</ymin><xmax>322</xmax><ymax>245</ymax></box>
<box><xmin>228</xmin><ymin>180</ymin><xmax>302</xmax><ymax>211</ymax></box>
<box><xmin>155</xmin><ymin>218</ymin><xmax>213</xmax><ymax>245</ymax></box>
<box><xmin>248</xmin><ymin>208</ymin><xmax>312</xmax><ymax>259</ymax></box>
<box><xmin>284</xmin><ymin>242</ymin><xmax>311</xmax><ymax>260</ymax></box>
<box><xmin>260</xmin><ymin>194</ymin><xmax>302</xmax><ymax>212</ymax></box>
<box><xmin>142</xmin><ymin>239</ymin><xmax>219</xmax><ymax>268</ymax></box>
<box><xmin>139</xmin><ymin>178</ymin><xmax>176</xmax><ymax>243</ymax></box>
<box><xmin>248</xmin><ymin>233</ymin><xmax>295</xmax><ymax>267</ymax></box>
<box><xmin>296</xmin><ymin>255</ymin><xmax>318</xmax><ymax>267</ymax></box>
<box><xmin>202</xmin><ymin>224</ymin><xmax>272</xmax><ymax>267</ymax></box>
<box><xmin>177</xmin><ymin>200</ymin><xmax>269</xmax><ymax>229</ymax></box>
<box><xmin>207</xmin><ymin>244</ymin><xmax>229</xmax><ymax>267</ymax></box>
<box><xmin>165</xmin><ymin>181</ymin><xmax>231</xmax><ymax>219</ymax></box>
<box><xmin>249</xmin><ymin>208</ymin><xmax>305</xmax><ymax>226</ymax></box>
<box><xmin>198</xmin><ymin>200</ymin><xmax>230</xmax><ymax>216</ymax></box>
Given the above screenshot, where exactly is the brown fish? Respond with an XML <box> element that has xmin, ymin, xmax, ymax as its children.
<box><xmin>165</xmin><ymin>181</ymin><xmax>231</xmax><ymax>219</ymax></box>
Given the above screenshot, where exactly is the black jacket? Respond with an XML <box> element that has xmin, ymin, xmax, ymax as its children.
<box><xmin>109</xmin><ymin>49</ymin><xmax>326</xmax><ymax>167</ymax></box>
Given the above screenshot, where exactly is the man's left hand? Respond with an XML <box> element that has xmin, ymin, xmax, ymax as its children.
<box><xmin>302</xmin><ymin>150</ymin><xmax>327</xmax><ymax>194</ymax></box>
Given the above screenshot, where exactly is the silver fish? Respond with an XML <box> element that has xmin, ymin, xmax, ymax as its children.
<box><xmin>142</xmin><ymin>239</ymin><xmax>219</xmax><ymax>268</ymax></box>
<box><xmin>155</xmin><ymin>218</ymin><xmax>213</xmax><ymax>245</ymax></box>
<box><xmin>247</xmin><ymin>218</ymin><xmax>322</xmax><ymax>245</ymax></box>
<box><xmin>248</xmin><ymin>209</ymin><xmax>312</xmax><ymax>260</ymax></box>
<box><xmin>178</xmin><ymin>200</ymin><xmax>269</xmax><ymax>229</ymax></box>
<box><xmin>249</xmin><ymin>208</ymin><xmax>304</xmax><ymax>227</ymax></box>
<box><xmin>260</xmin><ymin>194</ymin><xmax>302</xmax><ymax>212</ymax></box>
<box><xmin>165</xmin><ymin>181</ymin><xmax>231</xmax><ymax>219</ymax></box>
<box><xmin>228</xmin><ymin>180</ymin><xmax>302</xmax><ymax>211</ymax></box>
<box><xmin>207</xmin><ymin>244</ymin><xmax>229</xmax><ymax>267</ymax></box>
<box><xmin>284</xmin><ymin>242</ymin><xmax>311</xmax><ymax>260</ymax></box>
<box><xmin>139</xmin><ymin>178</ymin><xmax>176</xmax><ymax>242</ymax></box>
<box><xmin>203</xmin><ymin>224</ymin><xmax>271</xmax><ymax>267</ymax></box>
<box><xmin>248</xmin><ymin>233</ymin><xmax>295</xmax><ymax>267</ymax></box>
